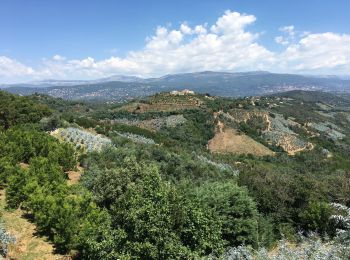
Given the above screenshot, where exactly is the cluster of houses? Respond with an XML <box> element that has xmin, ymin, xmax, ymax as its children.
<box><xmin>170</xmin><ymin>89</ymin><xmax>195</xmax><ymax>95</ymax></box>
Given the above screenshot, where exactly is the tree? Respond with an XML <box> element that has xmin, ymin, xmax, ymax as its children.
<box><xmin>83</xmin><ymin>156</ymin><xmax>224</xmax><ymax>258</ymax></box>
<box><xmin>6</xmin><ymin>167</ymin><xmax>28</xmax><ymax>208</ymax></box>
<box><xmin>192</xmin><ymin>181</ymin><xmax>259</xmax><ymax>247</ymax></box>
<box><xmin>0</xmin><ymin>91</ymin><xmax>51</xmax><ymax>129</ymax></box>
<box><xmin>300</xmin><ymin>201</ymin><xmax>332</xmax><ymax>237</ymax></box>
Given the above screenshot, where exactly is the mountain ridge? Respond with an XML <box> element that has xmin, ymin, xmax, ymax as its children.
<box><xmin>3</xmin><ymin>71</ymin><xmax>350</xmax><ymax>101</ymax></box>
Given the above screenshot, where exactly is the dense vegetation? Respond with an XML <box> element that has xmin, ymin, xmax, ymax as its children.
<box><xmin>0</xmin><ymin>90</ymin><xmax>349</xmax><ymax>258</ymax></box>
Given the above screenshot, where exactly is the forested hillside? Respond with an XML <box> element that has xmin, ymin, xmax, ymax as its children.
<box><xmin>0</xmin><ymin>90</ymin><xmax>349</xmax><ymax>259</ymax></box>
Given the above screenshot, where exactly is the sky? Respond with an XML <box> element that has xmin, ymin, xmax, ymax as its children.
<box><xmin>1</xmin><ymin>0</ymin><xmax>350</xmax><ymax>83</ymax></box>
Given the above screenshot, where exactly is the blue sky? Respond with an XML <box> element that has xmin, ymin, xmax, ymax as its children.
<box><xmin>1</xmin><ymin>0</ymin><xmax>350</xmax><ymax>83</ymax></box>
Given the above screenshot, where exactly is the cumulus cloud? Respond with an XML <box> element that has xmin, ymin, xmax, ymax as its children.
<box><xmin>52</xmin><ymin>54</ymin><xmax>66</xmax><ymax>61</ymax></box>
<box><xmin>180</xmin><ymin>23</ymin><xmax>192</xmax><ymax>34</ymax></box>
<box><xmin>0</xmin><ymin>56</ymin><xmax>34</xmax><ymax>77</ymax></box>
<box><xmin>10</xmin><ymin>10</ymin><xmax>274</xmax><ymax>80</ymax></box>
<box><xmin>280</xmin><ymin>25</ymin><xmax>295</xmax><ymax>37</ymax></box>
<box><xmin>1</xmin><ymin>10</ymin><xmax>350</xmax><ymax>82</ymax></box>
<box><xmin>275</xmin><ymin>36</ymin><xmax>289</xmax><ymax>45</ymax></box>
<box><xmin>275</xmin><ymin>25</ymin><xmax>296</xmax><ymax>45</ymax></box>
<box><xmin>194</xmin><ymin>25</ymin><xmax>207</xmax><ymax>34</ymax></box>
<box><xmin>279</xmin><ymin>32</ymin><xmax>350</xmax><ymax>72</ymax></box>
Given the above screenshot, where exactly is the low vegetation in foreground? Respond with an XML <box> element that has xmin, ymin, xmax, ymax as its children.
<box><xmin>0</xmin><ymin>90</ymin><xmax>350</xmax><ymax>259</ymax></box>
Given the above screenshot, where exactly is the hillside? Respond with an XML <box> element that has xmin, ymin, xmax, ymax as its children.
<box><xmin>0</xmin><ymin>89</ymin><xmax>349</xmax><ymax>259</ymax></box>
<box><xmin>4</xmin><ymin>71</ymin><xmax>350</xmax><ymax>101</ymax></box>
<box><xmin>273</xmin><ymin>90</ymin><xmax>350</xmax><ymax>107</ymax></box>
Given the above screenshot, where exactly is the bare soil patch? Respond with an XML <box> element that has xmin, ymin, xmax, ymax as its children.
<box><xmin>208</xmin><ymin>125</ymin><xmax>274</xmax><ymax>156</ymax></box>
<box><xmin>67</xmin><ymin>166</ymin><xmax>83</xmax><ymax>185</ymax></box>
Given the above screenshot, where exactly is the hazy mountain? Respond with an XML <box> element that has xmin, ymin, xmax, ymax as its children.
<box><xmin>0</xmin><ymin>79</ymin><xmax>92</xmax><ymax>89</ymax></box>
<box><xmin>4</xmin><ymin>71</ymin><xmax>350</xmax><ymax>101</ymax></box>
<box><xmin>93</xmin><ymin>75</ymin><xmax>144</xmax><ymax>83</ymax></box>
<box><xmin>0</xmin><ymin>75</ymin><xmax>145</xmax><ymax>89</ymax></box>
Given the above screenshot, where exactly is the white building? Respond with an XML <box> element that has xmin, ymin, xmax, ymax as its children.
<box><xmin>170</xmin><ymin>89</ymin><xmax>195</xmax><ymax>95</ymax></box>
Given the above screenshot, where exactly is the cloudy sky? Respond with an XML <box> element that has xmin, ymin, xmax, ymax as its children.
<box><xmin>1</xmin><ymin>0</ymin><xmax>350</xmax><ymax>83</ymax></box>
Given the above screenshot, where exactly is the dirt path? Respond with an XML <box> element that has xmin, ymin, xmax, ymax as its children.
<box><xmin>0</xmin><ymin>190</ymin><xmax>69</xmax><ymax>260</ymax></box>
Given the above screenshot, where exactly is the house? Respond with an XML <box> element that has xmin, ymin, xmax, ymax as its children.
<box><xmin>170</xmin><ymin>89</ymin><xmax>195</xmax><ymax>95</ymax></box>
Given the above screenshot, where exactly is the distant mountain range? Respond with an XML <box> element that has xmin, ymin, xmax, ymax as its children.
<box><xmin>0</xmin><ymin>75</ymin><xmax>144</xmax><ymax>89</ymax></box>
<box><xmin>2</xmin><ymin>71</ymin><xmax>350</xmax><ymax>101</ymax></box>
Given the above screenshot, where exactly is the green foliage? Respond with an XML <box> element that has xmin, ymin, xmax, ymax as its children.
<box><xmin>256</xmin><ymin>216</ymin><xmax>276</xmax><ymax>248</ymax></box>
<box><xmin>39</xmin><ymin>114</ymin><xmax>64</xmax><ymax>131</ymax></box>
<box><xmin>300</xmin><ymin>201</ymin><xmax>333</xmax><ymax>237</ymax></box>
<box><xmin>0</xmin><ymin>91</ymin><xmax>51</xmax><ymax>129</ymax></box>
<box><xmin>4</xmin><ymin>152</ymin><xmax>109</xmax><ymax>254</ymax></box>
<box><xmin>1</xmin><ymin>90</ymin><xmax>350</xmax><ymax>258</ymax></box>
<box><xmin>191</xmin><ymin>182</ymin><xmax>259</xmax><ymax>247</ymax></box>
<box><xmin>0</xmin><ymin>158</ymin><xmax>16</xmax><ymax>184</ymax></box>
<box><xmin>82</xmin><ymin>156</ymin><xmax>224</xmax><ymax>258</ymax></box>
<box><xmin>77</xmin><ymin>206</ymin><xmax>126</xmax><ymax>260</ymax></box>
<box><xmin>6</xmin><ymin>167</ymin><xmax>27</xmax><ymax>208</ymax></box>
<box><xmin>159</xmin><ymin>109</ymin><xmax>215</xmax><ymax>150</ymax></box>
<box><xmin>109</xmin><ymin>123</ymin><xmax>164</xmax><ymax>144</ymax></box>
<box><xmin>0</xmin><ymin>127</ymin><xmax>76</xmax><ymax>171</ymax></box>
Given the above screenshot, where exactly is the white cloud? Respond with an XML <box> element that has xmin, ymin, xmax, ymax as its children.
<box><xmin>275</xmin><ymin>25</ymin><xmax>296</xmax><ymax>46</ymax></box>
<box><xmin>210</xmin><ymin>10</ymin><xmax>256</xmax><ymax>34</ymax></box>
<box><xmin>1</xmin><ymin>11</ymin><xmax>350</xmax><ymax>82</ymax></box>
<box><xmin>13</xmin><ymin>10</ymin><xmax>274</xmax><ymax>80</ymax></box>
<box><xmin>180</xmin><ymin>23</ymin><xmax>192</xmax><ymax>34</ymax></box>
<box><xmin>279</xmin><ymin>32</ymin><xmax>350</xmax><ymax>72</ymax></box>
<box><xmin>0</xmin><ymin>56</ymin><xmax>34</xmax><ymax>77</ymax></box>
<box><xmin>52</xmin><ymin>54</ymin><xmax>66</xmax><ymax>61</ymax></box>
<box><xmin>275</xmin><ymin>36</ymin><xmax>289</xmax><ymax>45</ymax></box>
<box><xmin>194</xmin><ymin>25</ymin><xmax>207</xmax><ymax>34</ymax></box>
<box><xmin>280</xmin><ymin>25</ymin><xmax>295</xmax><ymax>37</ymax></box>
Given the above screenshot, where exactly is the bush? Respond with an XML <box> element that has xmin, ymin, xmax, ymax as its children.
<box><xmin>191</xmin><ymin>181</ymin><xmax>259</xmax><ymax>247</ymax></box>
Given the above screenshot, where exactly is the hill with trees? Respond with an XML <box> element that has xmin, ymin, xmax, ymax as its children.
<box><xmin>0</xmin><ymin>89</ymin><xmax>349</xmax><ymax>259</ymax></box>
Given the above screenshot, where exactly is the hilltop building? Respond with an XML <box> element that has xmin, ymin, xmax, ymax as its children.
<box><xmin>170</xmin><ymin>89</ymin><xmax>195</xmax><ymax>95</ymax></box>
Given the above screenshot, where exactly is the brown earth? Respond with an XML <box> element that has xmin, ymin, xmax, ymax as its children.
<box><xmin>208</xmin><ymin>123</ymin><xmax>274</xmax><ymax>156</ymax></box>
<box><xmin>67</xmin><ymin>166</ymin><xmax>83</xmax><ymax>185</ymax></box>
<box><xmin>19</xmin><ymin>163</ymin><xmax>29</xmax><ymax>170</ymax></box>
